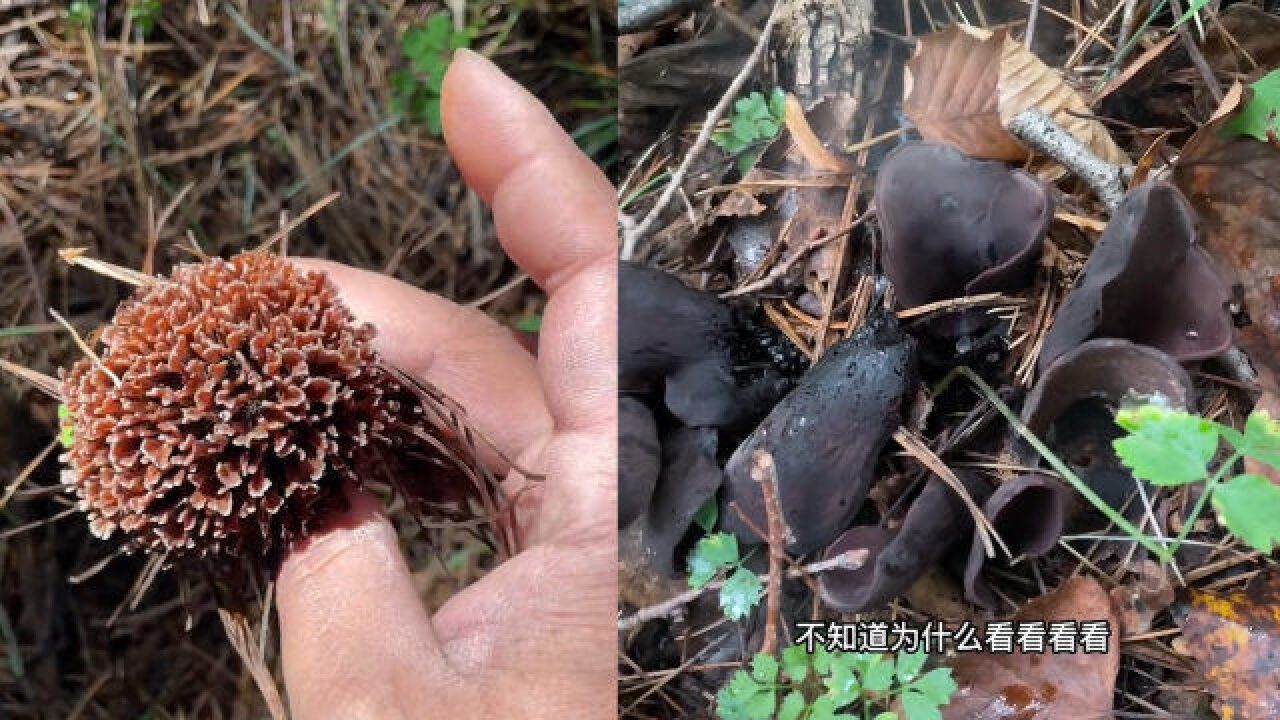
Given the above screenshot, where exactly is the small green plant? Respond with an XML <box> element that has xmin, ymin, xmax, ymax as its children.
<box><xmin>57</xmin><ymin>404</ymin><xmax>74</xmax><ymax>448</ymax></box>
<box><xmin>1222</xmin><ymin>67</ymin><xmax>1280</xmax><ymax>143</ymax></box>
<box><xmin>713</xmin><ymin>88</ymin><xmax>786</xmax><ymax>176</ymax></box>
<box><xmin>128</xmin><ymin>0</ymin><xmax>162</xmax><ymax>37</ymax></box>
<box><xmin>391</xmin><ymin>12</ymin><xmax>471</xmax><ymax>135</ymax></box>
<box><xmin>1113</xmin><ymin>403</ymin><xmax>1280</xmax><ymax>554</ymax></box>
<box><xmin>717</xmin><ymin>647</ymin><xmax>957</xmax><ymax>720</ymax></box>
<box><xmin>66</xmin><ymin>0</ymin><xmax>96</xmax><ymax>29</ymax></box>
<box><xmin>686</xmin><ymin>531</ymin><xmax>763</xmax><ymax>621</ymax></box>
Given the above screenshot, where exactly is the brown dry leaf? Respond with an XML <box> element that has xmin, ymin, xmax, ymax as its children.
<box><xmin>783</xmin><ymin>93</ymin><xmax>851</xmax><ymax>173</ymax></box>
<box><xmin>942</xmin><ymin>576</ymin><xmax>1120</xmax><ymax>720</ymax></box>
<box><xmin>1173</xmin><ymin>568</ymin><xmax>1280</xmax><ymax>720</ymax></box>
<box><xmin>1109</xmin><ymin>560</ymin><xmax>1175</xmax><ymax>637</ymax></box>
<box><xmin>1171</xmin><ymin>86</ymin><xmax>1280</xmax><ymax>388</ymax></box>
<box><xmin>905</xmin><ymin>25</ymin><xmax>1128</xmax><ymax>165</ymax></box>
<box><xmin>1202</xmin><ymin>5</ymin><xmax>1280</xmax><ymax>82</ymax></box>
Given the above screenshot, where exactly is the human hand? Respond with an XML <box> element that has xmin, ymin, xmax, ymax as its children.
<box><xmin>275</xmin><ymin>49</ymin><xmax>617</xmax><ymax>719</ymax></box>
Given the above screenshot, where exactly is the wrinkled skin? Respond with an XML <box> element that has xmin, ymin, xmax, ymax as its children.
<box><xmin>275</xmin><ymin>50</ymin><xmax>616</xmax><ymax>720</ymax></box>
<box><xmin>719</xmin><ymin>313</ymin><xmax>916</xmax><ymax>555</ymax></box>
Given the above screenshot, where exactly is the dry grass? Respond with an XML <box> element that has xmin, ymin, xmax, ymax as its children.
<box><xmin>0</xmin><ymin>1</ymin><xmax>613</xmax><ymax>717</ymax></box>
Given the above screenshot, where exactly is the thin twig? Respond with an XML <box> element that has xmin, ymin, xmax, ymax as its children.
<box><xmin>750</xmin><ymin>449</ymin><xmax>787</xmax><ymax>656</ymax></box>
<box><xmin>620</xmin><ymin>0</ymin><xmax>782</xmax><ymax>258</ymax></box>
<box><xmin>1006</xmin><ymin>108</ymin><xmax>1128</xmax><ymax>212</ymax></box>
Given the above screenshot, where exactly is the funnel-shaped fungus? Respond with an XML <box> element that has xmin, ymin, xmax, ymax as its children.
<box><xmin>965</xmin><ymin>474</ymin><xmax>1066</xmax><ymax>608</ymax></box>
<box><xmin>621</xmin><ymin>426</ymin><xmax>723</xmax><ymax>579</ymax></box>
<box><xmin>1038</xmin><ymin>181</ymin><xmax>1232</xmax><ymax>373</ymax></box>
<box><xmin>1016</xmin><ymin>339</ymin><xmax>1193</xmax><ymax>558</ymax></box>
<box><xmin>620</xmin><ymin>396</ymin><xmax>662</xmax><ymax>528</ymax></box>
<box><xmin>819</xmin><ymin>474</ymin><xmax>987</xmax><ymax>612</ymax></box>
<box><xmin>60</xmin><ymin>253</ymin><xmax>470</xmax><ymax>562</ymax></box>
<box><xmin>620</xmin><ymin>262</ymin><xmax>791</xmax><ymax>428</ymax></box>
<box><xmin>876</xmin><ymin>142</ymin><xmax>1052</xmax><ymax>333</ymax></box>
<box><xmin>719</xmin><ymin>313</ymin><xmax>916</xmax><ymax>555</ymax></box>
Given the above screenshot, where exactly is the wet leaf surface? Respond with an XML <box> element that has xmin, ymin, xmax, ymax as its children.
<box><xmin>1173</xmin><ymin>568</ymin><xmax>1280</xmax><ymax>720</ymax></box>
<box><xmin>943</xmin><ymin>577</ymin><xmax>1120</xmax><ymax>719</ymax></box>
<box><xmin>1172</xmin><ymin>88</ymin><xmax>1280</xmax><ymax>387</ymax></box>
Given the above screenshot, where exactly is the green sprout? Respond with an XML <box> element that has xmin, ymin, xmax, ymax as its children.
<box><xmin>66</xmin><ymin>1</ymin><xmax>96</xmax><ymax>29</ymax></box>
<box><xmin>128</xmin><ymin>0</ymin><xmax>162</xmax><ymax>37</ymax></box>
<box><xmin>717</xmin><ymin>648</ymin><xmax>957</xmax><ymax>720</ymax></box>
<box><xmin>391</xmin><ymin>12</ymin><xmax>471</xmax><ymax>135</ymax></box>
<box><xmin>713</xmin><ymin>88</ymin><xmax>786</xmax><ymax>176</ymax></box>
<box><xmin>686</xmin><ymin>531</ymin><xmax>763</xmax><ymax>621</ymax></box>
<box><xmin>58</xmin><ymin>404</ymin><xmax>74</xmax><ymax>448</ymax></box>
<box><xmin>1113</xmin><ymin>403</ymin><xmax>1280</xmax><ymax>555</ymax></box>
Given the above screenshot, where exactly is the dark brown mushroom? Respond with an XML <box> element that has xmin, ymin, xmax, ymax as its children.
<box><xmin>1016</xmin><ymin>339</ymin><xmax>1194</xmax><ymax>561</ymax></box>
<box><xmin>619</xmin><ymin>396</ymin><xmax>662</xmax><ymax>528</ymax></box>
<box><xmin>964</xmin><ymin>474</ymin><xmax>1066</xmax><ymax>608</ymax></box>
<box><xmin>719</xmin><ymin>312</ymin><xmax>916</xmax><ymax>555</ymax></box>
<box><xmin>621</xmin><ymin>426</ymin><xmax>723</xmax><ymax>581</ymax></box>
<box><xmin>620</xmin><ymin>262</ymin><xmax>792</xmax><ymax>428</ymax></box>
<box><xmin>1038</xmin><ymin>181</ymin><xmax>1232</xmax><ymax>374</ymax></box>
<box><xmin>818</xmin><ymin>473</ymin><xmax>989</xmax><ymax>612</ymax></box>
<box><xmin>876</xmin><ymin>142</ymin><xmax>1052</xmax><ymax>335</ymax></box>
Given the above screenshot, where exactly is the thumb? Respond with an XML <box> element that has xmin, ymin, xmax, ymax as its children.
<box><xmin>275</xmin><ymin>489</ymin><xmax>455</xmax><ymax>718</ymax></box>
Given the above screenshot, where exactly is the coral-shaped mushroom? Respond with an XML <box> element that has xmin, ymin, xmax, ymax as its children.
<box><xmin>719</xmin><ymin>312</ymin><xmax>916</xmax><ymax>555</ymax></box>
<box><xmin>876</xmin><ymin>142</ymin><xmax>1052</xmax><ymax>334</ymax></box>
<box><xmin>60</xmin><ymin>252</ymin><xmax>466</xmax><ymax>562</ymax></box>
<box><xmin>1038</xmin><ymin>181</ymin><xmax>1232</xmax><ymax>373</ymax></box>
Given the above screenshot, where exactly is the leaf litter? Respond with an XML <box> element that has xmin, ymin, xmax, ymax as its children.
<box><xmin>620</xmin><ymin>0</ymin><xmax>1280</xmax><ymax>717</ymax></box>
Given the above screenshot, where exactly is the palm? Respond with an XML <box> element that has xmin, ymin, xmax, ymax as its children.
<box><xmin>273</xmin><ymin>50</ymin><xmax>615</xmax><ymax>720</ymax></box>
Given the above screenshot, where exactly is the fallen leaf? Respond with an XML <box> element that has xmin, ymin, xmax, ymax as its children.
<box><xmin>904</xmin><ymin>25</ymin><xmax>1128</xmax><ymax>165</ymax></box>
<box><xmin>1109</xmin><ymin>560</ymin><xmax>1175</xmax><ymax>637</ymax></box>
<box><xmin>1173</xmin><ymin>567</ymin><xmax>1280</xmax><ymax>720</ymax></box>
<box><xmin>1171</xmin><ymin>86</ymin><xmax>1280</xmax><ymax>388</ymax></box>
<box><xmin>782</xmin><ymin>93</ymin><xmax>851</xmax><ymax>173</ymax></box>
<box><xmin>943</xmin><ymin>576</ymin><xmax>1120</xmax><ymax>720</ymax></box>
<box><xmin>1201</xmin><ymin>5</ymin><xmax>1280</xmax><ymax>82</ymax></box>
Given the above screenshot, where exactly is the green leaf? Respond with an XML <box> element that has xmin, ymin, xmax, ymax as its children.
<box><xmin>1212</xmin><ymin>473</ymin><xmax>1280</xmax><ymax>552</ymax></box>
<box><xmin>731</xmin><ymin>113</ymin><xmax>759</xmax><ymax>143</ymax></box>
<box><xmin>777</xmin><ymin>690</ymin><xmax>806</xmax><ymax>720</ymax></box>
<box><xmin>1229</xmin><ymin>409</ymin><xmax>1280</xmax><ymax>471</ymax></box>
<box><xmin>693</xmin><ymin>497</ymin><xmax>719</xmax><ymax>533</ymax></box>
<box><xmin>755</xmin><ymin>118</ymin><xmax>780</xmax><ymax>139</ymax></box>
<box><xmin>716</xmin><ymin>669</ymin><xmax>775</xmax><ymax>720</ymax></box>
<box><xmin>424</xmin><ymin>100</ymin><xmax>443</xmax><ymax>136</ymax></box>
<box><xmin>1113</xmin><ymin>405</ymin><xmax>1219</xmax><ymax>485</ymax></box>
<box><xmin>448</xmin><ymin>29</ymin><xmax>472</xmax><ymax>51</ymax></box>
<box><xmin>812</xmin><ymin>646</ymin><xmax>833</xmax><ymax>676</ymax></box>
<box><xmin>823</xmin><ymin>661</ymin><xmax>861</xmax><ymax>706</ymax></box>
<box><xmin>751</xmin><ymin>653</ymin><xmax>779</xmax><ymax>684</ymax></box>
<box><xmin>687</xmin><ymin>532</ymin><xmax>740</xmax><ymax>588</ymax></box>
<box><xmin>909</xmin><ymin>668</ymin><xmax>957</xmax><ymax>705</ymax></box>
<box><xmin>1223</xmin><ymin>68</ymin><xmax>1280</xmax><ymax>143</ymax></box>
<box><xmin>808</xmin><ymin>696</ymin><xmax>857</xmax><ymax>720</ymax></box>
<box><xmin>720</xmin><ymin>566</ymin><xmax>764</xmax><ymax>621</ymax></box>
<box><xmin>895</xmin><ymin>650</ymin><xmax>928</xmax><ymax>684</ymax></box>
<box><xmin>863</xmin><ymin>654</ymin><xmax>894</xmax><ymax>693</ymax></box>
<box><xmin>768</xmin><ymin>88</ymin><xmax>787</xmax><ymax>121</ymax></box>
<box><xmin>781</xmin><ymin>645</ymin><xmax>810</xmax><ymax>683</ymax></box>
<box><xmin>901</xmin><ymin>689</ymin><xmax>943</xmax><ymax>720</ymax></box>
<box><xmin>514</xmin><ymin>314</ymin><xmax>542</xmax><ymax>333</ymax></box>
<box><xmin>874</xmin><ymin>714</ymin><xmax>899</xmax><ymax>720</ymax></box>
